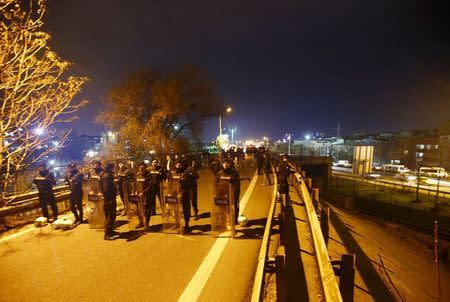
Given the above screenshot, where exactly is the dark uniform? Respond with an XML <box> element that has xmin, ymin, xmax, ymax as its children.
<box><xmin>66</xmin><ymin>165</ymin><xmax>84</xmax><ymax>223</ymax></box>
<box><xmin>263</xmin><ymin>152</ymin><xmax>272</xmax><ymax>185</ymax></box>
<box><xmin>216</xmin><ymin>161</ymin><xmax>241</xmax><ymax>224</ymax></box>
<box><xmin>135</xmin><ymin>166</ymin><xmax>151</xmax><ymax>229</ymax></box>
<box><xmin>33</xmin><ymin>167</ymin><xmax>58</xmax><ymax>221</ymax></box>
<box><xmin>147</xmin><ymin>161</ymin><xmax>164</xmax><ymax>216</ymax></box>
<box><xmin>171</xmin><ymin>161</ymin><xmax>191</xmax><ymax>231</ymax></box>
<box><xmin>189</xmin><ymin>157</ymin><xmax>200</xmax><ymax>220</ymax></box>
<box><xmin>276</xmin><ymin>156</ymin><xmax>292</xmax><ymax>202</ymax></box>
<box><xmin>256</xmin><ymin>148</ymin><xmax>264</xmax><ymax>175</ymax></box>
<box><xmin>100</xmin><ymin>163</ymin><xmax>118</xmax><ymax>240</ymax></box>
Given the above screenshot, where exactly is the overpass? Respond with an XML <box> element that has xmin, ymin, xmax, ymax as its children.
<box><xmin>0</xmin><ymin>160</ymin><xmax>347</xmax><ymax>302</ymax></box>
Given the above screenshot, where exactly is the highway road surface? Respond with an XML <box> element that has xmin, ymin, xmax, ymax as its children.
<box><xmin>0</xmin><ymin>164</ymin><xmax>276</xmax><ymax>302</ymax></box>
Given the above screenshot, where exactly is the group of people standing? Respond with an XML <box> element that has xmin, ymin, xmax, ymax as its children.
<box><xmin>33</xmin><ymin>148</ymin><xmax>288</xmax><ymax>241</ymax></box>
<box><xmin>92</xmin><ymin>155</ymin><xmax>200</xmax><ymax>240</ymax></box>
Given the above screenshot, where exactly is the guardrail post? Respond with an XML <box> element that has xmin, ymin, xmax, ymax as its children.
<box><xmin>320</xmin><ymin>205</ymin><xmax>329</xmax><ymax>246</ymax></box>
<box><xmin>312</xmin><ymin>188</ymin><xmax>319</xmax><ymax>210</ymax></box>
<box><xmin>275</xmin><ymin>245</ymin><xmax>287</xmax><ymax>302</ymax></box>
<box><xmin>340</xmin><ymin>254</ymin><xmax>356</xmax><ymax>302</ymax></box>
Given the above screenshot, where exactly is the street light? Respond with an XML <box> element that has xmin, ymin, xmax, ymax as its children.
<box><xmin>219</xmin><ymin>106</ymin><xmax>233</xmax><ymax>136</ymax></box>
<box><xmin>286</xmin><ymin>133</ymin><xmax>292</xmax><ymax>155</ymax></box>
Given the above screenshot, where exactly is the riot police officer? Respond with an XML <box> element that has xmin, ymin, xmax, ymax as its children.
<box><xmin>188</xmin><ymin>155</ymin><xmax>200</xmax><ymax>220</ymax></box>
<box><xmin>147</xmin><ymin>159</ymin><xmax>164</xmax><ymax>217</ymax></box>
<box><xmin>263</xmin><ymin>151</ymin><xmax>272</xmax><ymax>185</ymax></box>
<box><xmin>66</xmin><ymin>163</ymin><xmax>84</xmax><ymax>224</ymax></box>
<box><xmin>216</xmin><ymin>158</ymin><xmax>241</xmax><ymax>224</ymax></box>
<box><xmin>171</xmin><ymin>160</ymin><xmax>191</xmax><ymax>232</ymax></box>
<box><xmin>100</xmin><ymin>162</ymin><xmax>119</xmax><ymax>240</ymax></box>
<box><xmin>115</xmin><ymin>162</ymin><xmax>133</xmax><ymax>216</ymax></box>
<box><xmin>88</xmin><ymin>160</ymin><xmax>103</xmax><ymax>179</ymax></box>
<box><xmin>135</xmin><ymin>162</ymin><xmax>151</xmax><ymax>230</ymax></box>
<box><xmin>33</xmin><ymin>164</ymin><xmax>58</xmax><ymax>222</ymax></box>
<box><xmin>276</xmin><ymin>155</ymin><xmax>292</xmax><ymax>203</ymax></box>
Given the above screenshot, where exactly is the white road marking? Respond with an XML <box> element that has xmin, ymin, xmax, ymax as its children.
<box><xmin>177</xmin><ymin>170</ymin><xmax>259</xmax><ymax>302</ymax></box>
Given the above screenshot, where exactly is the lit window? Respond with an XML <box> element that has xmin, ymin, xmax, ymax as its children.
<box><xmin>403</xmin><ymin>150</ymin><xmax>408</xmax><ymax>154</ymax></box>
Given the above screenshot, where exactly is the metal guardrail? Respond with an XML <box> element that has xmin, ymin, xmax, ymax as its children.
<box><xmin>0</xmin><ymin>186</ymin><xmax>70</xmax><ymax>218</ymax></box>
<box><xmin>294</xmin><ymin>171</ymin><xmax>343</xmax><ymax>302</ymax></box>
<box><xmin>251</xmin><ymin>172</ymin><xmax>278</xmax><ymax>302</ymax></box>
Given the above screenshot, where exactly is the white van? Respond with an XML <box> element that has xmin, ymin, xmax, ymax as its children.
<box><xmin>381</xmin><ymin>164</ymin><xmax>409</xmax><ymax>174</ymax></box>
<box><xmin>419</xmin><ymin>167</ymin><xmax>448</xmax><ymax>178</ymax></box>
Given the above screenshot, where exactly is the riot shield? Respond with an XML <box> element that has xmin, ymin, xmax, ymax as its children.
<box><xmin>211</xmin><ymin>176</ymin><xmax>235</xmax><ymax>238</ymax></box>
<box><xmin>84</xmin><ymin>175</ymin><xmax>105</xmax><ymax>229</ymax></box>
<box><xmin>160</xmin><ymin>178</ymin><xmax>182</xmax><ymax>234</ymax></box>
<box><xmin>122</xmin><ymin>180</ymin><xmax>145</xmax><ymax>231</ymax></box>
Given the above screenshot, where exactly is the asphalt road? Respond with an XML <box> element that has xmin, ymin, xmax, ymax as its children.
<box><xmin>332</xmin><ymin>167</ymin><xmax>450</xmax><ymax>195</ymax></box>
<box><xmin>0</xmin><ymin>163</ymin><xmax>275</xmax><ymax>302</ymax></box>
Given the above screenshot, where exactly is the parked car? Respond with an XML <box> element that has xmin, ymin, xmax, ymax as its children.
<box><xmin>419</xmin><ymin>167</ymin><xmax>448</xmax><ymax>178</ymax></box>
<box><xmin>333</xmin><ymin>160</ymin><xmax>351</xmax><ymax>168</ymax></box>
<box><xmin>381</xmin><ymin>164</ymin><xmax>410</xmax><ymax>174</ymax></box>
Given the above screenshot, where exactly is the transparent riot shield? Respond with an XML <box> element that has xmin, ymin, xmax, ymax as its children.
<box><xmin>123</xmin><ymin>180</ymin><xmax>145</xmax><ymax>231</ymax></box>
<box><xmin>84</xmin><ymin>175</ymin><xmax>105</xmax><ymax>229</ymax></box>
<box><xmin>160</xmin><ymin>179</ymin><xmax>182</xmax><ymax>234</ymax></box>
<box><xmin>211</xmin><ymin>177</ymin><xmax>235</xmax><ymax>238</ymax></box>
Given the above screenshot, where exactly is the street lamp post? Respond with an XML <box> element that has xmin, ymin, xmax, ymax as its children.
<box><xmin>219</xmin><ymin>106</ymin><xmax>232</xmax><ymax>136</ymax></box>
<box><xmin>286</xmin><ymin>133</ymin><xmax>292</xmax><ymax>155</ymax></box>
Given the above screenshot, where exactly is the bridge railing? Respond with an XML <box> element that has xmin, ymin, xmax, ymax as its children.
<box><xmin>294</xmin><ymin>170</ymin><xmax>343</xmax><ymax>302</ymax></box>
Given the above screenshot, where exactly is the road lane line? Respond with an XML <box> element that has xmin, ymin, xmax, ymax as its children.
<box><xmin>177</xmin><ymin>170</ymin><xmax>258</xmax><ymax>302</ymax></box>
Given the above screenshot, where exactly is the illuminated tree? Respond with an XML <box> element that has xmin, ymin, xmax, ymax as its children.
<box><xmin>97</xmin><ymin>66</ymin><xmax>221</xmax><ymax>158</ymax></box>
<box><xmin>0</xmin><ymin>0</ymin><xmax>88</xmax><ymax>193</ymax></box>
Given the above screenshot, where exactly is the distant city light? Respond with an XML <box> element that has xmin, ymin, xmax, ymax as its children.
<box><xmin>226</xmin><ymin>107</ymin><xmax>232</xmax><ymax>113</ymax></box>
<box><xmin>305</xmin><ymin>134</ymin><xmax>311</xmax><ymax>140</ymax></box>
<box><xmin>52</xmin><ymin>141</ymin><xmax>59</xmax><ymax>147</ymax></box>
<box><xmin>174</xmin><ymin>124</ymin><xmax>179</xmax><ymax>130</ymax></box>
<box><xmin>48</xmin><ymin>159</ymin><xmax>56</xmax><ymax>166</ymax></box>
<box><xmin>86</xmin><ymin>150</ymin><xmax>97</xmax><ymax>158</ymax></box>
<box><xmin>34</xmin><ymin>127</ymin><xmax>45</xmax><ymax>136</ymax></box>
<box><xmin>108</xmin><ymin>131</ymin><xmax>113</xmax><ymax>137</ymax></box>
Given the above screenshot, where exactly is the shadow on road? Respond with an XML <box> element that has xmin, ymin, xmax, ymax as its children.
<box><xmin>118</xmin><ymin>230</ymin><xmax>143</xmax><ymax>242</ymax></box>
<box><xmin>235</xmin><ymin>226</ymin><xmax>264</xmax><ymax>239</ymax></box>
<box><xmin>197</xmin><ymin>212</ymin><xmax>211</xmax><ymax>219</ymax></box>
<box><xmin>284</xmin><ymin>205</ymin><xmax>309</xmax><ymax>302</ymax></box>
<box><xmin>329</xmin><ymin>210</ymin><xmax>395</xmax><ymax>302</ymax></box>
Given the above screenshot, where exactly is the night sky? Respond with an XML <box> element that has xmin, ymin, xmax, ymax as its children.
<box><xmin>45</xmin><ymin>0</ymin><xmax>450</xmax><ymax>141</ymax></box>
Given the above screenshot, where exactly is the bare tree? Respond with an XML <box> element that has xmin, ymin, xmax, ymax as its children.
<box><xmin>0</xmin><ymin>0</ymin><xmax>88</xmax><ymax>193</ymax></box>
<box><xmin>97</xmin><ymin>66</ymin><xmax>220</xmax><ymax>158</ymax></box>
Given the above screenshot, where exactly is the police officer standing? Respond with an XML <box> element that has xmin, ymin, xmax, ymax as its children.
<box><xmin>263</xmin><ymin>151</ymin><xmax>272</xmax><ymax>186</ymax></box>
<box><xmin>188</xmin><ymin>154</ymin><xmax>200</xmax><ymax>220</ymax></box>
<box><xmin>147</xmin><ymin>159</ymin><xmax>164</xmax><ymax>218</ymax></box>
<box><xmin>134</xmin><ymin>162</ymin><xmax>151</xmax><ymax>230</ymax></box>
<box><xmin>216</xmin><ymin>158</ymin><xmax>241</xmax><ymax>224</ymax></box>
<box><xmin>100</xmin><ymin>162</ymin><xmax>119</xmax><ymax>240</ymax></box>
<box><xmin>171</xmin><ymin>160</ymin><xmax>191</xmax><ymax>232</ymax></box>
<box><xmin>115</xmin><ymin>162</ymin><xmax>133</xmax><ymax>216</ymax></box>
<box><xmin>33</xmin><ymin>164</ymin><xmax>58</xmax><ymax>222</ymax></box>
<box><xmin>276</xmin><ymin>155</ymin><xmax>292</xmax><ymax>204</ymax></box>
<box><xmin>66</xmin><ymin>163</ymin><xmax>84</xmax><ymax>224</ymax></box>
